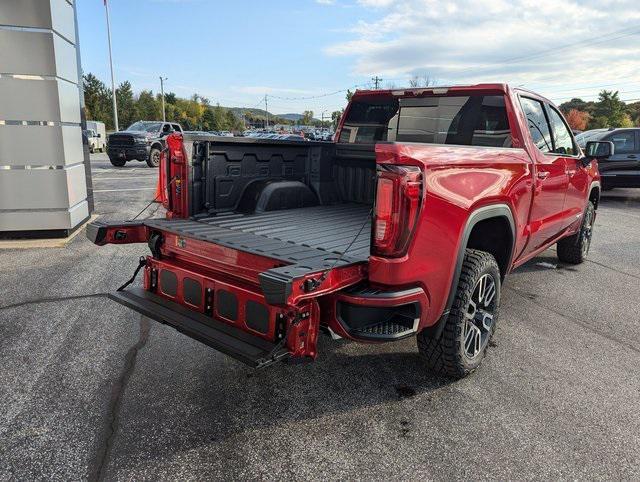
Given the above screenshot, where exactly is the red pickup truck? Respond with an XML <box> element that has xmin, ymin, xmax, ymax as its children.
<box><xmin>88</xmin><ymin>84</ymin><xmax>611</xmax><ymax>378</ymax></box>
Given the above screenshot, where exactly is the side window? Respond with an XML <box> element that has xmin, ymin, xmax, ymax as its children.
<box><xmin>520</xmin><ymin>97</ymin><xmax>552</xmax><ymax>153</ymax></box>
<box><xmin>547</xmin><ymin>106</ymin><xmax>576</xmax><ymax>155</ymax></box>
<box><xmin>172</xmin><ymin>124</ymin><xmax>181</xmax><ymax>132</ymax></box>
<box><xmin>605</xmin><ymin>131</ymin><xmax>636</xmax><ymax>154</ymax></box>
<box><xmin>162</xmin><ymin>123</ymin><xmax>172</xmax><ymax>133</ymax></box>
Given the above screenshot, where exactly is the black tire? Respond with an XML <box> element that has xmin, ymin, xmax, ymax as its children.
<box><xmin>147</xmin><ymin>147</ymin><xmax>161</xmax><ymax>168</ymax></box>
<box><xmin>417</xmin><ymin>249</ymin><xmax>501</xmax><ymax>378</ymax></box>
<box><xmin>556</xmin><ymin>201</ymin><xmax>595</xmax><ymax>264</ymax></box>
<box><xmin>109</xmin><ymin>157</ymin><xmax>126</xmax><ymax>167</ymax></box>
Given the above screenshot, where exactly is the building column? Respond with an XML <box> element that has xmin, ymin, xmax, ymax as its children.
<box><xmin>0</xmin><ymin>0</ymin><xmax>92</xmax><ymax>236</ymax></box>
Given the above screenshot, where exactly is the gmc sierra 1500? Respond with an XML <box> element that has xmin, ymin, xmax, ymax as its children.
<box><xmin>87</xmin><ymin>84</ymin><xmax>610</xmax><ymax>378</ymax></box>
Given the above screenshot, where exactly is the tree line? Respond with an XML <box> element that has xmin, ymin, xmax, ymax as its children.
<box><xmin>83</xmin><ymin>73</ymin><xmax>336</xmax><ymax>132</ymax></box>
<box><xmin>559</xmin><ymin>90</ymin><xmax>640</xmax><ymax>131</ymax></box>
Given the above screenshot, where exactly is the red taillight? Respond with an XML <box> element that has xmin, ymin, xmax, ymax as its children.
<box><xmin>372</xmin><ymin>165</ymin><xmax>423</xmax><ymax>257</ymax></box>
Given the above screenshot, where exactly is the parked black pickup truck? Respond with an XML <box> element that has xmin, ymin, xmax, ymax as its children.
<box><xmin>107</xmin><ymin>121</ymin><xmax>183</xmax><ymax>167</ymax></box>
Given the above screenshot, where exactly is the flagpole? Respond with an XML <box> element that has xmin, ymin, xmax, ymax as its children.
<box><xmin>104</xmin><ymin>0</ymin><xmax>119</xmax><ymax>131</ymax></box>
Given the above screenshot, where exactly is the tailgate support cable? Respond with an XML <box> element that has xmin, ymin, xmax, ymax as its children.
<box><xmin>256</xmin><ymin>312</ymin><xmax>302</xmax><ymax>368</ymax></box>
<box><xmin>128</xmin><ymin>175</ymin><xmax>178</xmax><ymax>222</ymax></box>
<box><xmin>117</xmin><ymin>256</ymin><xmax>147</xmax><ymax>292</ymax></box>
<box><xmin>306</xmin><ymin>207</ymin><xmax>373</xmax><ymax>292</ymax></box>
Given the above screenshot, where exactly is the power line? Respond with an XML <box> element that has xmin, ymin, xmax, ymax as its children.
<box><xmin>497</xmin><ymin>25</ymin><xmax>640</xmax><ymax>66</ymax></box>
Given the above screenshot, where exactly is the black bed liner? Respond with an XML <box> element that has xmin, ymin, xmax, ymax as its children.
<box><xmin>144</xmin><ymin>204</ymin><xmax>371</xmax><ymax>271</ymax></box>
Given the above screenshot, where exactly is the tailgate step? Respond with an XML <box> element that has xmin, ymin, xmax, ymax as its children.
<box><xmin>351</xmin><ymin>316</ymin><xmax>419</xmax><ymax>340</ymax></box>
<box><xmin>109</xmin><ymin>288</ymin><xmax>289</xmax><ymax>368</ymax></box>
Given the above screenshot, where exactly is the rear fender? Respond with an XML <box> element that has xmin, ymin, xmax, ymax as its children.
<box><xmin>423</xmin><ymin>204</ymin><xmax>515</xmax><ymax>340</ymax></box>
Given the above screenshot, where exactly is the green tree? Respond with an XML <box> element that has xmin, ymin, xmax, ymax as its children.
<box><xmin>83</xmin><ymin>73</ymin><xmax>112</xmax><ymax>128</ymax></box>
<box><xmin>225</xmin><ymin>109</ymin><xmax>241</xmax><ymax>131</ymax></box>
<box><xmin>136</xmin><ymin>90</ymin><xmax>161</xmax><ymax>120</ymax></box>
<box><xmin>331</xmin><ymin>110</ymin><xmax>343</xmax><ymax>129</ymax></box>
<box><xmin>559</xmin><ymin>98</ymin><xmax>590</xmax><ymax>115</ymax></box>
<box><xmin>201</xmin><ymin>107</ymin><xmax>216</xmax><ymax>131</ymax></box>
<box><xmin>212</xmin><ymin>104</ymin><xmax>227</xmax><ymax>130</ymax></box>
<box><xmin>301</xmin><ymin>110</ymin><xmax>314</xmax><ymax>125</ymax></box>
<box><xmin>593</xmin><ymin>90</ymin><xmax>627</xmax><ymax>127</ymax></box>
<box><xmin>116</xmin><ymin>81</ymin><xmax>136</xmax><ymax>129</ymax></box>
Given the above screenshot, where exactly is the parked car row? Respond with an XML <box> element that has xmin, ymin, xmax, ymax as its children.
<box><xmin>246</xmin><ymin>132</ymin><xmax>307</xmax><ymax>141</ymax></box>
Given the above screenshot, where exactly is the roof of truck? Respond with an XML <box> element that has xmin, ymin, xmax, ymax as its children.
<box><xmin>353</xmin><ymin>83</ymin><xmax>511</xmax><ymax>97</ymax></box>
<box><xmin>352</xmin><ymin>83</ymin><xmax>559</xmax><ymax>108</ymax></box>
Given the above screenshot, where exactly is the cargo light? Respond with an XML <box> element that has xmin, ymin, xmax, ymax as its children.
<box><xmin>372</xmin><ymin>165</ymin><xmax>423</xmax><ymax>257</ymax></box>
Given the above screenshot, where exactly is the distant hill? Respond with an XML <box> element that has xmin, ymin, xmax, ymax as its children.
<box><xmin>278</xmin><ymin>113</ymin><xmax>304</xmax><ymax>121</ymax></box>
<box><xmin>227</xmin><ymin>108</ymin><xmax>320</xmax><ymax>123</ymax></box>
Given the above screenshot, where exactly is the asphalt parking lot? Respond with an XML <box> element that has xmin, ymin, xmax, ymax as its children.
<box><xmin>1</xmin><ymin>153</ymin><xmax>639</xmax><ymax>480</ymax></box>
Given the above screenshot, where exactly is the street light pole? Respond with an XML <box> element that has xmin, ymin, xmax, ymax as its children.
<box><xmin>104</xmin><ymin>0</ymin><xmax>119</xmax><ymax>131</ymax></box>
<box><xmin>159</xmin><ymin>76</ymin><xmax>167</xmax><ymax>122</ymax></box>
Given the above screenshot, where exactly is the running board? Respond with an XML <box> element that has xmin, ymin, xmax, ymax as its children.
<box><xmin>109</xmin><ymin>288</ymin><xmax>290</xmax><ymax>368</ymax></box>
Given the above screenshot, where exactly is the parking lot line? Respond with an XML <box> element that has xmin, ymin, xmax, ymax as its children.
<box><xmin>92</xmin><ymin>188</ymin><xmax>156</xmax><ymax>193</ymax></box>
<box><xmin>93</xmin><ymin>177</ymin><xmax>158</xmax><ymax>181</ymax></box>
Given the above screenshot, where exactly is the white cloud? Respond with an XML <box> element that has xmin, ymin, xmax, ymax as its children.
<box><xmin>357</xmin><ymin>0</ymin><xmax>396</xmax><ymax>6</ymax></box>
<box><xmin>325</xmin><ymin>0</ymin><xmax>640</xmax><ymax>98</ymax></box>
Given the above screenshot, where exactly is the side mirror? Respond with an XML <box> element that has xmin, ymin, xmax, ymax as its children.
<box><xmin>97</xmin><ymin>133</ymin><xmax>101</xmax><ymax>138</ymax></box>
<box><xmin>585</xmin><ymin>140</ymin><xmax>614</xmax><ymax>158</ymax></box>
<box><xmin>581</xmin><ymin>140</ymin><xmax>614</xmax><ymax>167</ymax></box>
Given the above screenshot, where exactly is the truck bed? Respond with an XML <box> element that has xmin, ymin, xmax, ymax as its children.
<box><xmin>145</xmin><ymin>203</ymin><xmax>371</xmax><ymax>270</ymax></box>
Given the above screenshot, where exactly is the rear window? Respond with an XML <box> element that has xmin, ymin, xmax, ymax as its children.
<box><xmin>339</xmin><ymin>94</ymin><xmax>512</xmax><ymax>148</ymax></box>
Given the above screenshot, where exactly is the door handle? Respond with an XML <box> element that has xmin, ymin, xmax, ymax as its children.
<box><xmin>627</xmin><ymin>155</ymin><xmax>637</xmax><ymax>159</ymax></box>
<box><xmin>537</xmin><ymin>171</ymin><xmax>550</xmax><ymax>179</ymax></box>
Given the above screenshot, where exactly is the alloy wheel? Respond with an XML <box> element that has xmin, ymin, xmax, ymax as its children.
<box><xmin>462</xmin><ymin>274</ymin><xmax>497</xmax><ymax>359</ymax></box>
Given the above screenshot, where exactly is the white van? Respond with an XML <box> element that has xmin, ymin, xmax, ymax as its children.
<box><xmin>85</xmin><ymin>120</ymin><xmax>106</xmax><ymax>153</ymax></box>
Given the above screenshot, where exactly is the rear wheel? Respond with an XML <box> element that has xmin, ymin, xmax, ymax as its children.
<box><xmin>110</xmin><ymin>158</ymin><xmax>126</xmax><ymax>167</ymax></box>
<box><xmin>417</xmin><ymin>249</ymin><xmax>500</xmax><ymax>378</ymax></box>
<box><xmin>147</xmin><ymin>147</ymin><xmax>161</xmax><ymax>168</ymax></box>
<box><xmin>556</xmin><ymin>201</ymin><xmax>595</xmax><ymax>264</ymax></box>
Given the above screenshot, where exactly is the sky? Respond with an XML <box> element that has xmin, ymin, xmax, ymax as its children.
<box><xmin>77</xmin><ymin>0</ymin><xmax>640</xmax><ymax>115</ymax></box>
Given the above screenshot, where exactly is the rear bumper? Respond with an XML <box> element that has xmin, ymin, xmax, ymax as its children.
<box><xmin>325</xmin><ymin>284</ymin><xmax>430</xmax><ymax>342</ymax></box>
<box><xmin>107</xmin><ymin>145</ymin><xmax>150</xmax><ymax>161</ymax></box>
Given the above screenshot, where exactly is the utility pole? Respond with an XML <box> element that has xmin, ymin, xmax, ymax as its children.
<box><xmin>159</xmin><ymin>76</ymin><xmax>167</xmax><ymax>122</ymax></box>
<box><xmin>264</xmin><ymin>94</ymin><xmax>269</xmax><ymax>129</ymax></box>
<box><xmin>372</xmin><ymin>76</ymin><xmax>383</xmax><ymax>89</ymax></box>
<box><xmin>321</xmin><ymin>110</ymin><xmax>328</xmax><ymax>127</ymax></box>
<box><xmin>104</xmin><ymin>0</ymin><xmax>119</xmax><ymax>131</ymax></box>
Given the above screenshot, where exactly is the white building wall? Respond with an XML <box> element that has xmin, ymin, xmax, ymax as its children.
<box><xmin>0</xmin><ymin>0</ymin><xmax>89</xmax><ymax>233</ymax></box>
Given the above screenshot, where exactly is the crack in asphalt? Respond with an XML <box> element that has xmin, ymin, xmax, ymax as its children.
<box><xmin>0</xmin><ymin>293</ymin><xmax>110</xmax><ymax>312</ymax></box>
<box><xmin>88</xmin><ymin>315</ymin><xmax>151</xmax><ymax>482</ymax></box>
<box><xmin>506</xmin><ymin>287</ymin><xmax>640</xmax><ymax>356</ymax></box>
<box><xmin>584</xmin><ymin>258</ymin><xmax>640</xmax><ymax>280</ymax></box>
